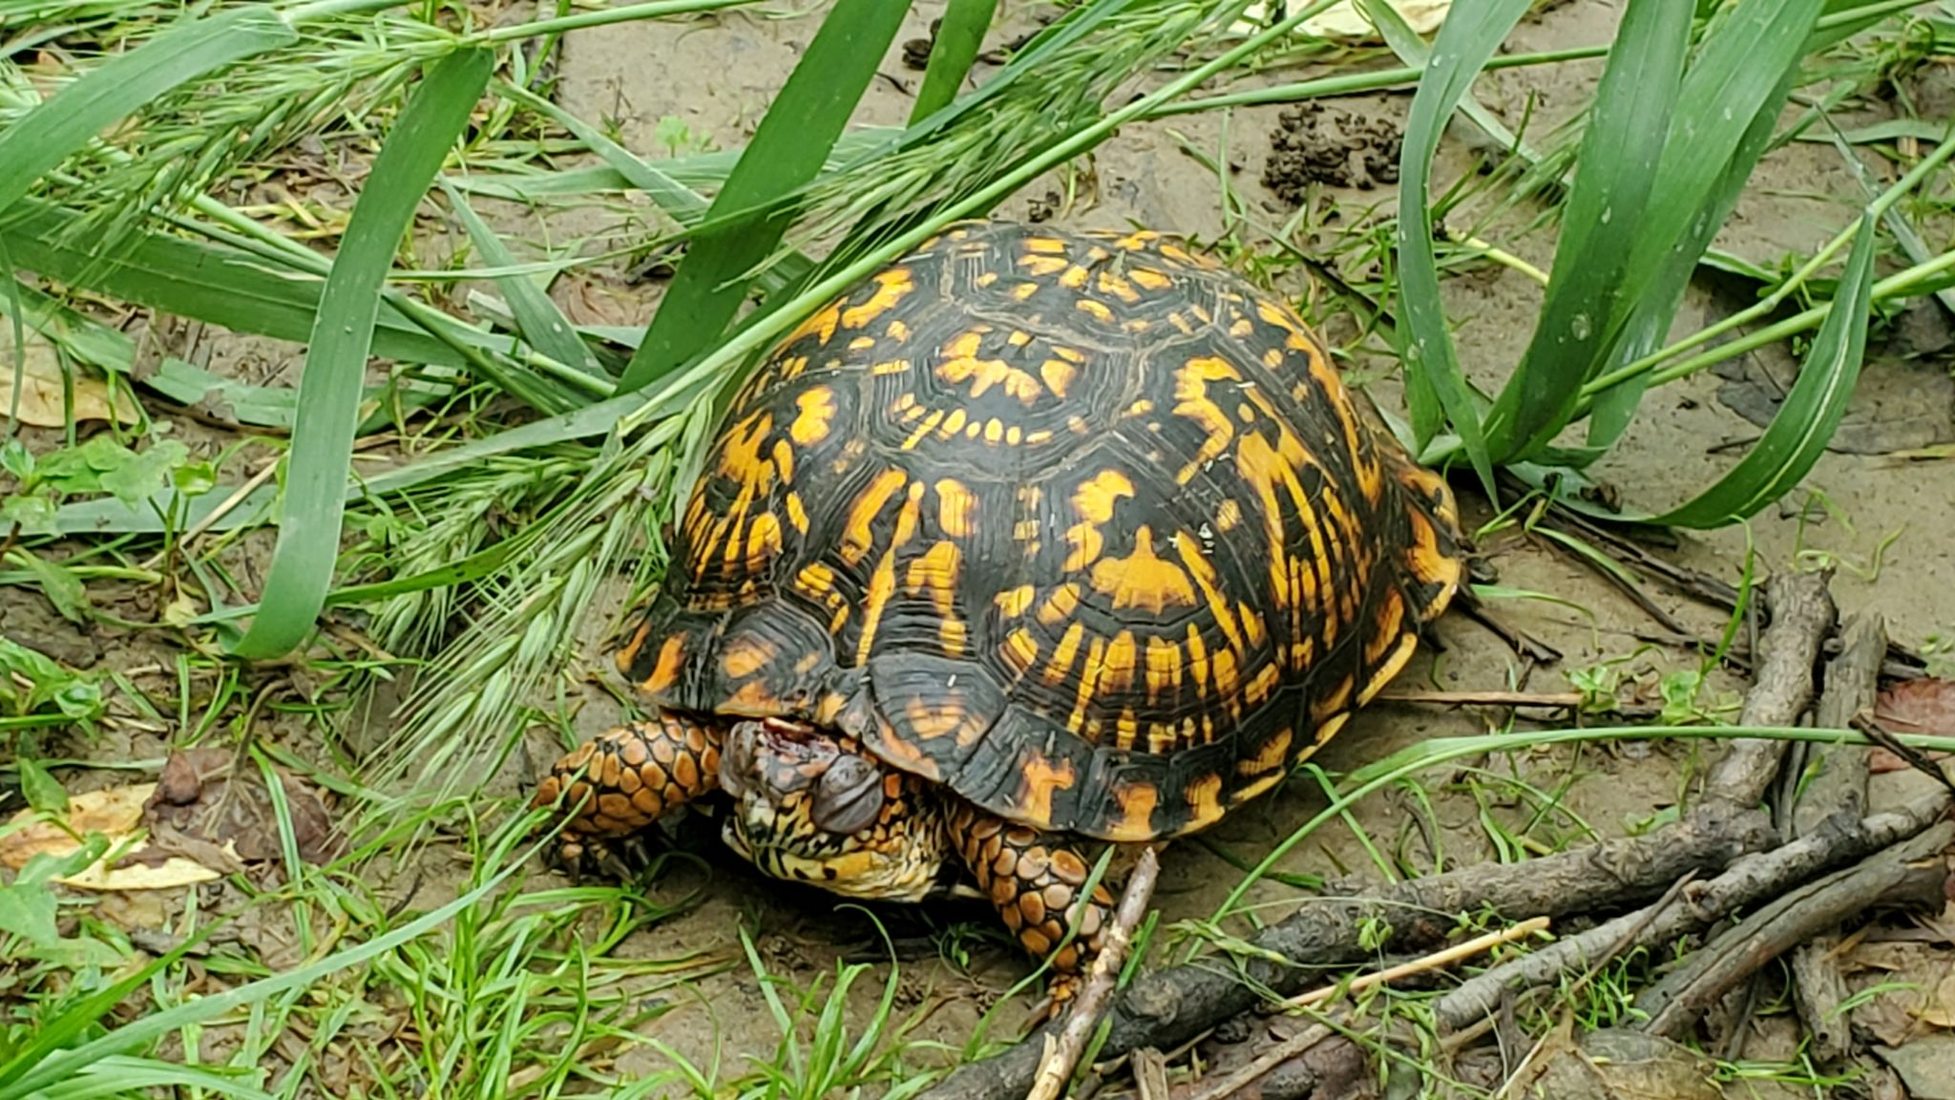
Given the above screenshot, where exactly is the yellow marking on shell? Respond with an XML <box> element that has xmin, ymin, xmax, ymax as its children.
<box><xmin>1186</xmin><ymin>624</ymin><xmax>1210</xmax><ymax>694</ymax></box>
<box><xmin>1240</xmin><ymin>605</ymin><xmax>1266</xmax><ymax>649</ymax></box>
<box><xmin>848</xmin><ymin>336</ymin><xmax>875</xmax><ymax>352</ymax></box>
<box><xmin>1159</xmin><ymin>243</ymin><xmax>1212</xmax><ymax>269</ymax></box>
<box><xmin>721</xmin><ymin>636</ymin><xmax>777</xmax><ymax>678</ymax></box>
<box><xmin>995</xmin><ymin>584</ymin><xmax>1035</xmax><ymax>618</ymax></box>
<box><xmin>1211</xmin><ymin>649</ymin><xmax>1241</xmax><ymax>715</ymax></box>
<box><xmin>1114</xmin><ymin>230</ymin><xmax>1160</xmax><ymax>250</ymax></box>
<box><xmin>939</xmin><ymin>407</ymin><xmax>968</xmax><ymax>438</ymax></box>
<box><xmin>1245</xmin><ymin>662</ymin><xmax>1281</xmax><ymax>707</ymax></box>
<box><xmin>724</xmin><ymin>680</ymin><xmax>781</xmax><ymax>713</ymax></box>
<box><xmin>1185</xmin><ymin>773</ymin><xmax>1225</xmax><ymax>828</ymax></box>
<box><xmin>1015</xmin><ymin>756</ymin><xmax>1076</xmax><ymax>828</ymax></box>
<box><xmin>785</xmin><ymin>302</ymin><xmax>841</xmax><ymax>348</ymax></box>
<box><xmin>1101</xmin><ymin>631</ymin><xmax>1137</xmax><ymax>695</ymax></box>
<box><xmin>985</xmin><ymin>418</ymin><xmax>1005</xmax><ymax>444</ymax></box>
<box><xmin>1146</xmin><ymin>721</ymin><xmax>1181</xmax><ymax>754</ymax></box>
<box><xmin>1013</xmin><ymin>519</ymin><xmax>1039</xmax><ymax>541</ymax></box>
<box><xmin>642</xmin><ymin>634</ymin><xmax>687</xmax><ymax>693</ymax></box>
<box><xmin>1359</xmin><ymin>630</ymin><xmax>1422</xmax><ymax>706</ymax></box>
<box><xmin>1129</xmin><ymin>266</ymin><xmax>1172</xmax><ymax>290</ymax></box>
<box><xmin>1064</xmin><ymin>470</ymin><xmax>1134</xmax><ymax>570</ymax></box>
<box><xmin>1075</xmin><ymin>298</ymin><xmax>1115</xmax><ymax>324</ymax></box>
<box><xmin>1011</xmin><ymin>282</ymin><xmax>1039</xmax><ymax>301</ymax></box>
<box><xmin>1290</xmin><ymin>636</ymin><xmax>1316</xmax><ymax>671</ymax></box>
<box><xmin>1067</xmin><ymin>635</ymin><xmax>1108</xmax><ymax>730</ymax></box>
<box><xmin>1215</xmin><ymin>499</ymin><xmax>1242</xmax><ymax>532</ymax></box>
<box><xmin>1003</xmin><ymin>627</ymin><xmax>1039</xmax><ymax>673</ymax></box>
<box><xmin>1089</xmin><ymin>526</ymin><xmax>1196</xmax><ymax>613</ymax></box>
<box><xmin>1125</xmin><ymin>398</ymin><xmax>1154</xmax><ymax>418</ymax></box>
<box><xmin>785</xmin><ymin>492</ymin><xmax>810</xmax><ymax>533</ymax></box>
<box><xmin>1229</xmin><ymin>316</ymin><xmax>1255</xmax><ymax>339</ymax></box>
<box><xmin>1025</xmin><ymin>237</ymin><xmax>1069</xmax><ymax>255</ymax></box>
<box><xmin>1174</xmin><ymin>538</ymin><xmax>1244</xmax><ymax>655</ymax></box>
<box><xmin>1144</xmin><ymin>636</ymin><xmax>1182</xmax><ymax>703</ymax></box>
<box><xmin>1008</xmin><ymin>330</ymin><xmax>1033</xmax><ymax>347</ymax></box>
<box><xmin>1109</xmin><ymin>784</ymin><xmax>1158</xmax><ymax>842</ymax></box>
<box><xmin>1236</xmin><ymin>403</ymin><xmax>1256</xmax><ymax>423</ymax></box>
<box><xmin>744</xmin><ymin>513</ymin><xmax>783</xmax><ymax>567</ymax></box>
<box><xmin>936</xmin><ymin>478</ymin><xmax>976</xmax><ymax>538</ymax></box>
<box><xmin>1167</xmin><ymin>312</ymin><xmax>1195</xmax><ymax>336</ymax></box>
<box><xmin>1020</xmin><ymin>254</ymin><xmax>1069</xmax><ymax>277</ymax></box>
<box><xmin>855</xmin><ymin>483</ymin><xmax>926</xmax><ymax>663</ymax></box>
<box><xmin>790</xmin><ymin>387</ymin><xmax>837</xmax><ymax>445</ymax></box>
<box><xmin>1264</xmin><ymin>347</ymin><xmax>1285</xmax><ymax>370</ymax></box>
<box><xmin>1115</xmin><ymin>708</ymin><xmax>1141</xmax><ymax>750</ymax></box>
<box><xmin>938</xmin><ymin>329</ymin><xmax>1048</xmax><ymax>405</ymax></box>
<box><xmin>1237</xmin><ymin>431</ymin><xmax>1332</xmax><ymax>613</ymax></box>
<box><xmin>1036</xmin><ymin>583</ymin><xmax>1081</xmax><ymax>626</ymax></box>
<box><xmin>1172</xmin><ymin>357</ymin><xmax>1241</xmax><ymax>484</ymax></box>
<box><xmin>840</xmin><ymin>268</ymin><xmax>915</xmax><ymax>329</ymax></box>
<box><xmin>1007</xmin><ymin>425</ymin><xmax>1024</xmax><ymax>445</ymax></box>
<box><xmin>842</xmin><ymin>469</ymin><xmax>908</xmax><ymax>565</ymax></box>
<box><xmin>872</xmin><ymin>359</ymin><xmax>909</xmax><ymax>376</ymax></box>
<box><xmin>1046</xmin><ymin>622</ymin><xmax>1086</xmax><ymax>684</ymax></box>
<box><xmin>1364</xmin><ymin>591</ymin><xmax>1406</xmax><ymax>666</ymax></box>
<box><xmin>904</xmin><ymin>698</ymin><xmax>964</xmax><ymax>739</ymax></box>
<box><xmin>902</xmin><ymin>408</ymin><xmax>946</xmax><ymax>450</ymax></box>
<box><xmin>905</xmin><ymin>541</ymin><xmax>961</xmax><ymax>617</ymax></box>
<box><xmin>1240</xmin><ymin>726</ymin><xmax>1292</xmax><ymax>778</ymax></box>
<box><xmin>1311</xmin><ymin>675</ymin><xmax>1354</xmax><ymax>726</ymax></box>
<box><xmin>976</xmin><ymin>271</ymin><xmax>999</xmax><ymax>288</ymax></box>
<box><xmin>885</xmin><ymin>319</ymin><xmax>910</xmax><ymax>343</ymax></box>
<box><xmin>1057</xmin><ymin>264</ymin><xmax>1089</xmax><ymax>290</ymax></box>
<box><xmin>1314</xmin><ymin>711</ymin><xmax>1351</xmax><ymax>747</ymax></box>
<box><xmin>1040</xmin><ymin>357</ymin><xmax>1077</xmax><ymax>397</ymax></box>
<box><xmin>1097</xmin><ymin>270</ymin><xmax>1139</xmax><ymax>302</ymax></box>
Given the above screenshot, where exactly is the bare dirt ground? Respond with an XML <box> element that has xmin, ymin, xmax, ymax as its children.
<box><xmin>7</xmin><ymin>1</ymin><xmax>1955</xmax><ymax>1096</ymax></box>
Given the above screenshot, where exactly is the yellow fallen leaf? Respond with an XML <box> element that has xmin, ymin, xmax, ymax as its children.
<box><xmin>1</xmin><ymin>325</ymin><xmax>138</xmax><ymax>427</ymax></box>
<box><xmin>1232</xmin><ymin>0</ymin><xmax>1454</xmax><ymax>40</ymax></box>
<box><xmin>1923</xmin><ymin>971</ymin><xmax>1955</xmax><ymax>1029</ymax></box>
<box><xmin>0</xmin><ymin>782</ymin><xmax>220</xmax><ymax>890</ymax></box>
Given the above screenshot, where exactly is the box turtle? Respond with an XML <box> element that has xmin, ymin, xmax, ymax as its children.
<box><xmin>532</xmin><ymin>221</ymin><xmax>1465</xmax><ymax>1008</ymax></box>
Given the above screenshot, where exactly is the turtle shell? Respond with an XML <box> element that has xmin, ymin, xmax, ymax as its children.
<box><xmin>618</xmin><ymin>221</ymin><xmax>1465</xmax><ymax>842</ymax></box>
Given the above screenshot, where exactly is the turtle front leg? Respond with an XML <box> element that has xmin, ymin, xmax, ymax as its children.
<box><xmin>948</xmin><ymin>805</ymin><xmax>1115</xmax><ymax>1017</ymax></box>
<box><xmin>532</xmin><ymin>712</ymin><xmax>721</xmax><ymax>873</ymax></box>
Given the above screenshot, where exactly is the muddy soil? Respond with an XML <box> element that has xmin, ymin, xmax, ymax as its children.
<box><xmin>6</xmin><ymin>0</ymin><xmax>1955</xmax><ymax>1095</ymax></box>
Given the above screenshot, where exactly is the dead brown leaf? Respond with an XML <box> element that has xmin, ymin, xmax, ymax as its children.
<box><xmin>1876</xmin><ymin>678</ymin><xmax>1955</xmax><ymax>735</ymax></box>
<box><xmin>0</xmin><ymin>784</ymin><xmax>221</xmax><ymax>890</ymax></box>
<box><xmin>1</xmin><ymin>326</ymin><xmax>139</xmax><ymax>427</ymax></box>
<box><xmin>142</xmin><ymin>748</ymin><xmax>341</xmax><ymax>874</ymax></box>
<box><xmin>1507</xmin><ymin>1024</ymin><xmax>1723</xmax><ymax>1100</ymax></box>
<box><xmin>1921</xmin><ymin>970</ymin><xmax>1955</xmax><ymax>1029</ymax></box>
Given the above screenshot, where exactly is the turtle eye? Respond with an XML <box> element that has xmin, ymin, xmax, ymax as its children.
<box><xmin>810</xmin><ymin>754</ymin><xmax>883</xmax><ymax>835</ymax></box>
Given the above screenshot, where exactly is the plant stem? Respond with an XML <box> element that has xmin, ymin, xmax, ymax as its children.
<box><xmin>1582</xmin><ymin>123</ymin><xmax>1955</xmax><ymax>399</ymax></box>
<box><xmin>474</xmin><ymin>0</ymin><xmax>759</xmax><ymax>42</ymax></box>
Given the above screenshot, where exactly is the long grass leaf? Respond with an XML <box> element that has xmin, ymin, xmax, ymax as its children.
<box><xmin>0</xmin><ymin>201</ymin><xmax>466</xmax><ymax>367</ymax></box>
<box><xmin>1480</xmin><ymin>0</ymin><xmax>1690</xmax><ymax>460</ymax></box>
<box><xmin>1643</xmin><ymin>214</ymin><xmax>1877</xmax><ymax>528</ymax></box>
<box><xmin>1390</xmin><ymin>0</ymin><xmax>1529</xmax><ymax>492</ymax></box>
<box><xmin>909</xmin><ymin>0</ymin><xmax>998</xmax><ymax>124</ymax></box>
<box><xmin>438</xmin><ymin>180</ymin><xmax>604</xmax><ymax>381</ymax></box>
<box><xmin>1579</xmin><ymin>0</ymin><xmax>1824</xmax><ymax>453</ymax></box>
<box><xmin>615</xmin><ymin>0</ymin><xmax>914</xmax><ymax>392</ymax></box>
<box><xmin>228</xmin><ymin>47</ymin><xmax>495</xmax><ymax>661</ymax></box>
<box><xmin>0</xmin><ymin>6</ymin><xmax>296</xmax><ymax>219</ymax></box>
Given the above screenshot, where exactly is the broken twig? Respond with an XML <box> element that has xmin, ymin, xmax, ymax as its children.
<box><xmin>1026</xmin><ymin>845</ymin><xmax>1161</xmax><ymax>1100</ymax></box>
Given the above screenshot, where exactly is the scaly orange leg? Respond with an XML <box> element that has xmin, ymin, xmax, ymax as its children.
<box><xmin>532</xmin><ymin>712</ymin><xmax>720</xmax><ymax>873</ymax></box>
<box><xmin>949</xmin><ymin>805</ymin><xmax>1116</xmax><ymax>1018</ymax></box>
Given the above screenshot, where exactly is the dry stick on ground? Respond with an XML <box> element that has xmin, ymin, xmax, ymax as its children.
<box><xmin>1638</xmin><ymin>819</ymin><xmax>1955</xmax><ymax>1040</ymax></box>
<box><xmin>1788</xmin><ymin>612</ymin><xmax>1887</xmax><ymax>1065</ymax></box>
<box><xmin>1432</xmin><ymin>787</ymin><xmax>1955</xmax><ymax>1035</ymax></box>
<box><xmin>917</xmin><ymin>571</ymin><xmax>1842</xmax><ymax>1100</ymax></box>
<box><xmin>1378</xmin><ymin>689</ymin><xmax>1662</xmax><ymax>719</ymax></box>
<box><xmin>1705</xmin><ymin>570</ymin><xmax>1838</xmax><ymax>809</ymax></box>
<box><xmin>1026</xmin><ymin>846</ymin><xmax>1162</xmax><ymax>1100</ymax></box>
<box><xmin>1178</xmin><ymin>919</ymin><xmax>1551</xmax><ymax>1100</ymax></box>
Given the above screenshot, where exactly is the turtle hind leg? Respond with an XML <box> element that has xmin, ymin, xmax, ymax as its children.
<box><xmin>1377</xmin><ymin>442</ymin><xmax>1468</xmax><ymax>623</ymax></box>
<box><xmin>532</xmin><ymin>711</ymin><xmax>721</xmax><ymax>877</ymax></box>
<box><xmin>945</xmin><ymin>803</ymin><xmax>1115</xmax><ymax>1020</ymax></box>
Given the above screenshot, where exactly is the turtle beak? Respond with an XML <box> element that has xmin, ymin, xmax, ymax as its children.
<box><xmin>718</xmin><ymin>720</ymin><xmax>759</xmax><ymax>799</ymax></box>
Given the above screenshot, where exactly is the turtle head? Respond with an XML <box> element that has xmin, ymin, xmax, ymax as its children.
<box><xmin>717</xmin><ymin>717</ymin><xmax>948</xmax><ymax>901</ymax></box>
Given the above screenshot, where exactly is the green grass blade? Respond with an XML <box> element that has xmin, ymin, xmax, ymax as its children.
<box><xmin>0</xmin><ymin>201</ymin><xmax>467</xmax><ymax>367</ymax></box>
<box><xmin>0</xmin><ymin>6</ymin><xmax>296</xmax><ymax>219</ymax></box>
<box><xmin>228</xmin><ymin>47</ymin><xmax>495</xmax><ymax>661</ymax></box>
<box><xmin>615</xmin><ymin>0</ymin><xmax>914</xmax><ymax>393</ymax></box>
<box><xmin>908</xmin><ymin>0</ymin><xmax>998</xmax><ymax>124</ymax></box>
<box><xmin>1390</xmin><ymin>0</ymin><xmax>1530</xmax><ymax>492</ymax></box>
<box><xmin>1480</xmin><ymin>0</ymin><xmax>1691</xmax><ymax>460</ymax></box>
<box><xmin>438</xmin><ymin>179</ymin><xmax>604</xmax><ymax>382</ymax></box>
<box><xmin>1580</xmin><ymin>0</ymin><xmax>1824</xmax><ymax>453</ymax></box>
<box><xmin>1643</xmin><ymin>214</ymin><xmax>1876</xmax><ymax>529</ymax></box>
